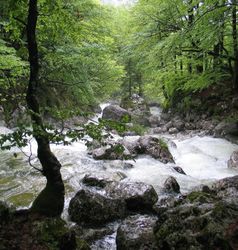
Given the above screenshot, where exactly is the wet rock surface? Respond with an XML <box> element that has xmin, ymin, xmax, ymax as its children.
<box><xmin>91</xmin><ymin>144</ymin><xmax>131</xmax><ymax>160</ymax></box>
<box><xmin>116</xmin><ymin>214</ymin><xmax>158</xmax><ymax>250</ymax></box>
<box><xmin>163</xmin><ymin>176</ymin><xmax>180</xmax><ymax>193</ymax></box>
<box><xmin>173</xmin><ymin>166</ymin><xmax>186</xmax><ymax>175</ymax></box>
<box><xmin>228</xmin><ymin>151</ymin><xmax>238</xmax><ymax>169</ymax></box>
<box><xmin>105</xmin><ymin>181</ymin><xmax>158</xmax><ymax>212</ymax></box>
<box><xmin>82</xmin><ymin>172</ymin><xmax>127</xmax><ymax>188</ymax></box>
<box><xmin>0</xmin><ymin>209</ymin><xmax>87</xmax><ymax>250</ymax></box>
<box><xmin>91</xmin><ymin>135</ymin><xmax>174</xmax><ymax>163</ymax></box>
<box><xmin>135</xmin><ymin>135</ymin><xmax>174</xmax><ymax>163</ymax></box>
<box><xmin>102</xmin><ymin>105</ymin><xmax>131</xmax><ymax>122</ymax></box>
<box><xmin>69</xmin><ymin>180</ymin><xmax>158</xmax><ymax>226</ymax></box>
<box><xmin>68</xmin><ymin>189</ymin><xmax>126</xmax><ymax>226</ymax></box>
<box><xmin>154</xmin><ymin>175</ymin><xmax>238</xmax><ymax>250</ymax></box>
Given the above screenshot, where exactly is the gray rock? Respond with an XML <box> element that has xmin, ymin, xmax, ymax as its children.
<box><xmin>212</xmin><ymin>175</ymin><xmax>238</xmax><ymax>206</ymax></box>
<box><xmin>149</xmin><ymin>115</ymin><xmax>160</xmax><ymax>127</ymax></box>
<box><xmin>152</xmin><ymin>127</ymin><xmax>164</xmax><ymax>134</ymax></box>
<box><xmin>106</xmin><ymin>181</ymin><xmax>158</xmax><ymax>211</ymax></box>
<box><xmin>82</xmin><ymin>173</ymin><xmax>126</xmax><ymax>188</ymax></box>
<box><xmin>202</xmin><ymin>120</ymin><xmax>214</xmax><ymax>130</ymax></box>
<box><xmin>91</xmin><ymin>144</ymin><xmax>131</xmax><ymax>160</ymax></box>
<box><xmin>155</xmin><ymin>178</ymin><xmax>238</xmax><ymax>250</ymax></box>
<box><xmin>102</xmin><ymin>105</ymin><xmax>131</xmax><ymax>122</ymax></box>
<box><xmin>160</xmin><ymin>113</ymin><xmax>170</xmax><ymax>122</ymax></box>
<box><xmin>185</xmin><ymin>122</ymin><xmax>196</xmax><ymax>130</ymax></box>
<box><xmin>163</xmin><ymin>176</ymin><xmax>180</xmax><ymax>193</ymax></box>
<box><xmin>168</xmin><ymin>127</ymin><xmax>179</xmax><ymax>134</ymax></box>
<box><xmin>173</xmin><ymin>166</ymin><xmax>186</xmax><ymax>175</ymax></box>
<box><xmin>116</xmin><ymin>215</ymin><xmax>158</xmax><ymax>250</ymax></box>
<box><xmin>214</xmin><ymin>121</ymin><xmax>238</xmax><ymax>136</ymax></box>
<box><xmin>173</xmin><ymin>120</ymin><xmax>184</xmax><ymax>131</ymax></box>
<box><xmin>165</xmin><ymin>121</ymin><xmax>173</xmax><ymax>130</ymax></box>
<box><xmin>72</xmin><ymin>225</ymin><xmax>114</xmax><ymax>244</ymax></box>
<box><xmin>138</xmin><ymin>135</ymin><xmax>174</xmax><ymax>163</ymax></box>
<box><xmin>228</xmin><ymin>151</ymin><xmax>238</xmax><ymax>169</ymax></box>
<box><xmin>121</xmin><ymin>137</ymin><xmax>140</xmax><ymax>155</ymax></box>
<box><xmin>68</xmin><ymin>189</ymin><xmax>126</xmax><ymax>226</ymax></box>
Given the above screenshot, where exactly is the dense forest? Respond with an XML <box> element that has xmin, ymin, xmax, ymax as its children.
<box><xmin>1</xmin><ymin>0</ymin><xmax>238</xmax><ymax>117</ymax></box>
<box><xmin>1</xmin><ymin>0</ymin><xmax>238</xmax><ymax>249</ymax></box>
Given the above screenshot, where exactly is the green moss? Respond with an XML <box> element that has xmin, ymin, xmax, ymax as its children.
<box><xmin>156</xmin><ymin>224</ymin><xmax>170</xmax><ymax>240</ymax></box>
<box><xmin>158</xmin><ymin>138</ymin><xmax>168</xmax><ymax>150</ymax></box>
<box><xmin>0</xmin><ymin>176</ymin><xmax>15</xmax><ymax>185</ymax></box>
<box><xmin>131</xmin><ymin>124</ymin><xmax>147</xmax><ymax>135</ymax></box>
<box><xmin>33</xmin><ymin>218</ymin><xmax>67</xmax><ymax>250</ymax></box>
<box><xmin>187</xmin><ymin>191</ymin><xmax>214</xmax><ymax>203</ymax></box>
<box><xmin>25</xmin><ymin>217</ymin><xmax>90</xmax><ymax>250</ymax></box>
<box><xmin>212</xmin><ymin>202</ymin><xmax>232</xmax><ymax>219</ymax></box>
<box><xmin>76</xmin><ymin>237</ymin><xmax>91</xmax><ymax>250</ymax></box>
<box><xmin>7</xmin><ymin>192</ymin><xmax>34</xmax><ymax>207</ymax></box>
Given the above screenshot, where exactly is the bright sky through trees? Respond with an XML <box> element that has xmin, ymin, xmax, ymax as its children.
<box><xmin>101</xmin><ymin>0</ymin><xmax>134</xmax><ymax>6</ymax></box>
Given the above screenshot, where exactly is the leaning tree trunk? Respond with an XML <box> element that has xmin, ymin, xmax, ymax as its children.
<box><xmin>26</xmin><ymin>0</ymin><xmax>64</xmax><ymax>217</ymax></box>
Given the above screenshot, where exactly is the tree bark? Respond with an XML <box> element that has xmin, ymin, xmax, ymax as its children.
<box><xmin>232</xmin><ymin>0</ymin><xmax>238</xmax><ymax>91</ymax></box>
<box><xmin>187</xmin><ymin>0</ymin><xmax>194</xmax><ymax>74</ymax></box>
<box><xmin>26</xmin><ymin>0</ymin><xmax>64</xmax><ymax>217</ymax></box>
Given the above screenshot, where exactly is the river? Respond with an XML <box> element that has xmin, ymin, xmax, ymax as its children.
<box><xmin>0</xmin><ymin>105</ymin><xmax>238</xmax><ymax>248</ymax></box>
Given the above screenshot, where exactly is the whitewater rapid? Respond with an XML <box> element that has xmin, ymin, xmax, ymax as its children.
<box><xmin>0</xmin><ymin>105</ymin><xmax>238</xmax><ymax>209</ymax></box>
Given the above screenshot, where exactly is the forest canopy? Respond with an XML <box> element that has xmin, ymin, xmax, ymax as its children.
<box><xmin>1</xmin><ymin>0</ymin><xmax>238</xmax><ymax>120</ymax></box>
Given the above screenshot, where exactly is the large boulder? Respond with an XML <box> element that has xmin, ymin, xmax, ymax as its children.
<box><xmin>69</xmin><ymin>180</ymin><xmax>158</xmax><ymax>226</ymax></box>
<box><xmin>149</xmin><ymin>115</ymin><xmax>160</xmax><ymax>128</ymax></box>
<box><xmin>228</xmin><ymin>151</ymin><xmax>238</xmax><ymax>169</ymax></box>
<box><xmin>102</xmin><ymin>105</ymin><xmax>131</xmax><ymax>122</ymax></box>
<box><xmin>68</xmin><ymin>189</ymin><xmax>126</xmax><ymax>226</ymax></box>
<box><xmin>212</xmin><ymin>175</ymin><xmax>238</xmax><ymax>206</ymax></box>
<box><xmin>155</xmin><ymin>176</ymin><xmax>238</xmax><ymax>250</ymax></box>
<box><xmin>138</xmin><ymin>136</ymin><xmax>174</xmax><ymax>163</ymax></box>
<box><xmin>91</xmin><ymin>144</ymin><xmax>131</xmax><ymax>160</ymax></box>
<box><xmin>120</xmin><ymin>136</ymin><xmax>140</xmax><ymax>156</ymax></box>
<box><xmin>105</xmin><ymin>181</ymin><xmax>158</xmax><ymax>211</ymax></box>
<box><xmin>172</xmin><ymin>120</ymin><xmax>185</xmax><ymax>131</ymax></box>
<box><xmin>116</xmin><ymin>215</ymin><xmax>158</xmax><ymax>250</ymax></box>
<box><xmin>214</xmin><ymin>121</ymin><xmax>238</xmax><ymax>137</ymax></box>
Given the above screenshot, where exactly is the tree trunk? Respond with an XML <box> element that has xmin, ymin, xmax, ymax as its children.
<box><xmin>232</xmin><ymin>0</ymin><xmax>238</xmax><ymax>92</ymax></box>
<box><xmin>26</xmin><ymin>0</ymin><xmax>64</xmax><ymax>217</ymax></box>
<box><xmin>187</xmin><ymin>0</ymin><xmax>194</xmax><ymax>74</ymax></box>
<box><xmin>128</xmin><ymin>59</ymin><xmax>132</xmax><ymax>98</ymax></box>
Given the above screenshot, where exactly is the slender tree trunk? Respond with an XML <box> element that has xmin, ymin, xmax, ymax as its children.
<box><xmin>137</xmin><ymin>73</ymin><xmax>143</xmax><ymax>97</ymax></box>
<box><xmin>232</xmin><ymin>0</ymin><xmax>238</xmax><ymax>91</ymax></box>
<box><xmin>26</xmin><ymin>0</ymin><xmax>64</xmax><ymax>217</ymax></box>
<box><xmin>187</xmin><ymin>0</ymin><xmax>193</xmax><ymax>74</ymax></box>
<box><xmin>128</xmin><ymin>59</ymin><xmax>132</xmax><ymax>98</ymax></box>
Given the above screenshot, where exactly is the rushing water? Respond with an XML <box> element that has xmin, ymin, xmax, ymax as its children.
<box><xmin>0</xmin><ymin>106</ymin><xmax>238</xmax><ymax>221</ymax></box>
<box><xmin>1</xmin><ymin>107</ymin><xmax>238</xmax><ymax>206</ymax></box>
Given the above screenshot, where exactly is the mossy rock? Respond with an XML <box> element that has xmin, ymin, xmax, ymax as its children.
<box><xmin>32</xmin><ymin>218</ymin><xmax>68</xmax><ymax>249</ymax></box>
<box><xmin>32</xmin><ymin>217</ymin><xmax>89</xmax><ymax>250</ymax></box>
<box><xmin>155</xmin><ymin>198</ymin><xmax>238</xmax><ymax>249</ymax></box>
<box><xmin>187</xmin><ymin>191</ymin><xmax>216</xmax><ymax>204</ymax></box>
<box><xmin>158</xmin><ymin>138</ymin><xmax>169</xmax><ymax>150</ymax></box>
